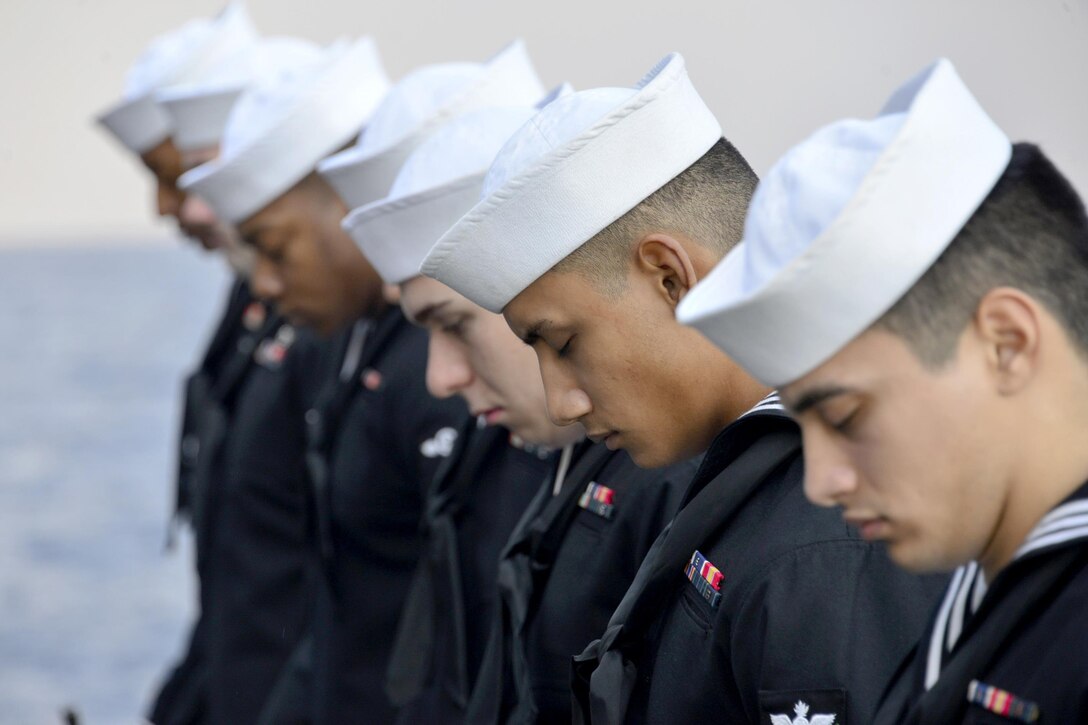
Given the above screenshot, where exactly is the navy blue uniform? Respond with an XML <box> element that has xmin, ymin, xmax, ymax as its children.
<box><xmin>573</xmin><ymin>396</ymin><xmax>947</xmax><ymax>724</ymax></box>
<box><xmin>388</xmin><ymin>420</ymin><xmax>551</xmax><ymax>723</ymax></box>
<box><xmin>876</xmin><ymin>481</ymin><xmax>1088</xmax><ymax>724</ymax></box>
<box><xmin>150</xmin><ymin>277</ymin><xmax>264</xmax><ymax>725</ymax></box>
<box><xmin>305</xmin><ymin>308</ymin><xmax>467</xmax><ymax>723</ymax></box>
<box><xmin>467</xmin><ymin>440</ymin><xmax>694</xmax><ymax>724</ymax></box>
<box><xmin>202</xmin><ymin>319</ymin><xmax>331</xmax><ymax>723</ymax></box>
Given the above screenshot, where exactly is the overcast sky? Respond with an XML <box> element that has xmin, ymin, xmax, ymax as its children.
<box><xmin>1</xmin><ymin>0</ymin><xmax>1085</xmax><ymax>246</ymax></box>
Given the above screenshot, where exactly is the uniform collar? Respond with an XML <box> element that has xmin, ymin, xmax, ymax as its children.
<box><xmin>1013</xmin><ymin>479</ymin><xmax>1088</xmax><ymax>562</ymax></box>
<box><xmin>924</xmin><ymin>478</ymin><xmax>1088</xmax><ymax>689</ymax></box>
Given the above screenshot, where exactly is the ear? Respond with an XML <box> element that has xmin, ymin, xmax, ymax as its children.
<box><xmin>973</xmin><ymin>287</ymin><xmax>1042</xmax><ymax>395</ymax></box>
<box><xmin>635</xmin><ymin>234</ymin><xmax>699</xmax><ymax>308</ymax></box>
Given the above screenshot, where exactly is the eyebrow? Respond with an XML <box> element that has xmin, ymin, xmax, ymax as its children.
<box><xmin>411</xmin><ymin>300</ymin><xmax>450</xmax><ymax>326</ymax></box>
<box><xmin>240</xmin><ymin>224</ymin><xmax>276</xmax><ymax>249</ymax></box>
<box><xmin>784</xmin><ymin>385</ymin><xmax>855</xmax><ymax>416</ymax></box>
<box><xmin>519</xmin><ymin>319</ymin><xmax>555</xmax><ymax>346</ymax></box>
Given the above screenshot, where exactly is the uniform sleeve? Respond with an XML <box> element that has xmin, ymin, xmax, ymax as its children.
<box><xmin>726</xmin><ymin>539</ymin><xmax>944</xmax><ymax>724</ymax></box>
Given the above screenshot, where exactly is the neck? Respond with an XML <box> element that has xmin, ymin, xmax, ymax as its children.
<box><xmin>690</xmin><ymin>335</ymin><xmax>771</xmax><ymax>433</ymax></box>
<box><xmin>978</xmin><ymin>402</ymin><xmax>1088</xmax><ymax>580</ymax></box>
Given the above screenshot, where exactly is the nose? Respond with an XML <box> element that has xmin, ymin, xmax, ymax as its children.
<box><xmin>249</xmin><ymin>255</ymin><xmax>284</xmax><ymax>303</ymax></box>
<box><xmin>539</xmin><ymin>358</ymin><xmax>591</xmax><ymax>427</ymax></box>
<box><xmin>179</xmin><ymin>194</ymin><xmax>216</xmax><ymax>228</ymax></box>
<box><xmin>425</xmin><ymin>332</ymin><xmax>473</xmax><ymax>399</ymax></box>
<box><xmin>801</xmin><ymin>426</ymin><xmax>859</xmax><ymax>507</ymax></box>
<box><xmin>156</xmin><ymin>181</ymin><xmax>183</xmax><ymax>219</ymax></box>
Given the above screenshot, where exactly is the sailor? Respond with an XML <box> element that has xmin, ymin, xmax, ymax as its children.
<box><xmin>156</xmin><ymin>31</ymin><xmax>340</xmax><ymax>724</ymax></box>
<box><xmin>424</xmin><ymin>53</ymin><xmax>947</xmax><ymax>723</ymax></box>
<box><xmin>345</xmin><ymin>95</ymin><xmax>575</xmax><ymax>722</ymax></box>
<box><xmin>679</xmin><ymin>58</ymin><xmax>1088</xmax><ymax>724</ymax></box>
<box><xmin>179</xmin><ymin>38</ymin><xmax>540</xmax><ymax>723</ymax></box>
<box><xmin>413</xmin><ymin>103</ymin><xmax>701</xmax><ymax>725</ymax></box>
<box><xmin>94</xmin><ymin>6</ymin><xmax>272</xmax><ymax>722</ymax></box>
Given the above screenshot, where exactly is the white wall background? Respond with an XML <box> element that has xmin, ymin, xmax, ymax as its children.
<box><xmin>0</xmin><ymin>0</ymin><xmax>1085</xmax><ymax>246</ymax></box>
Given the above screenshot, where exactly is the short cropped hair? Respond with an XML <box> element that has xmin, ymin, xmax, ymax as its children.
<box><xmin>878</xmin><ymin>143</ymin><xmax>1088</xmax><ymax>366</ymax></box>
<box><xmin>551</xmin><ymin>137</ymin><xmax>759</xmax><ymax>295</ymax></box>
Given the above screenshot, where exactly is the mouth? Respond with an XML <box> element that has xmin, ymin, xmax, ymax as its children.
<box><xmin>586</xmin><ymin>430</ymin><xmax>619</xmax><ymax>450</ymax></box>
<box><xmin>472</xmin><ymin>407</ymin><xmax>506</xmax><ymax>426</ymax></box>
<box><xmin>842</xmin><ymin>512</ymin><xmax>891</xmax><ymax>542</ymax></box>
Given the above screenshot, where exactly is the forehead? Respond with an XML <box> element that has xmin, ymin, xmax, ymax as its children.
<box><xmin>180</xmin><ymin>145</ymin><xmax>219</xmax><ymax>172</ymax></box>
<box><xmin>503</xmin><ymin>267</ymin><xmax>604</xmax><ymax>332</ymax></box>
<box><xmin>782</xmin><ymin>327</ymin><xmax>927</xmax><ymax>406</ymax></box>
<box><xmin>238</xmin><ymin>186</ymin><xmax>308</xmax><ymax>237</ymax></box>
<box><xmin>401</xmin><ymin>276</ymin><xmax>473</xmax><ymax>320</ymax></box>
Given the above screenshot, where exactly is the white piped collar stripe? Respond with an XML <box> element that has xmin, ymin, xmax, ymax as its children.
<box><xmin>677</xmin><ymin>59</ymin><xmax>1012</xmax><ymax>387</ymax></box>
<box><xmin>1015</xmin><ymin>499</ymin><xmax>1088</xmax><ymax>561</ymax></box>
<box><xmin>738</xmin><ymin>392</ymin><xmax>784</xmax><ymax>419</ymax></box>
<box><xmin>422</xmin><ymin>52</ymin><xmax>722</xmax><ymax>313</ymax></box>
<box><xmin>924</xmin><ymin>488</ymin><xmax>1088</xmax><ymax>689</ymax></box>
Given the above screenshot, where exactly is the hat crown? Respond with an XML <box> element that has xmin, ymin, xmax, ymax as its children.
<box><xmin>390</xmin><ymin>106</ymin><xmax>539</xmax><ymax>199</ymax></box>
<box><xmin>123</xmin><ymin>2</ymin><xmax>257</xmax><ymax>98</ymax></box>
<box><xmin>219</xmin><ymin>41</ymin><xmax>339</xmax><ymax>157</ymax></box>
<box><xmin>675</xmin><ymin>58</ymin><xmax>1012</xmax><ymax>387</ymax></box>
<box><xmin>359</xmin><ymin>63</ymin><xmax>483</xmax><ymax>156</ymax></box>
<box><xmin>741</xmin><ymin>112</ymin><xmax>906</xmax><ymax>295</ymax></box>
<box><xmin>482</xmin><ymin>87</ymin><xmax>633</xmax><ymax>197</ymax></box>
<box><xmin>204</xmin><ymin>36</ymin><xmax>323</xmax><ymax>93</ymax></box>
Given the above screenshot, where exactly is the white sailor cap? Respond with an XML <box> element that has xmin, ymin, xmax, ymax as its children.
<box><xmin>156</xmin><ymin>37</ymin><xmax>323</xmax><ymax>153</ymax></box>
<box><xmin>344</xmin><ymin>84</ymin><xmax>572</xmax><ymax>285</ymax></box>
<box><xmin>316</xmin><ymin>39</ymin><xmax>546</xmax><ymax>211</ymax></box>
<box><xmin>96</xmin><ymin>2</ymin><xmax>258</xmax><ymax>154</ymax></box>
<box><xmin>177</xmin><ymin>37</ymin><xmax>390</xmax><ymax>225</ymax></box>
<box><xmin>676</xmin><ymin>59</ymin><xmax>1013</xmax><ymax>387</ymax></box>
<box><xmin>421</xmin><ymin>52</ymin><xmax>721</xmax><ymax>313</ymax></box>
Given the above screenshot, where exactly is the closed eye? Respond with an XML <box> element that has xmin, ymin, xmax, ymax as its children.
<box><xmin>830</xmin><ymin>410</ymin><xmax>858</xmax><ymax>433</ymax></box>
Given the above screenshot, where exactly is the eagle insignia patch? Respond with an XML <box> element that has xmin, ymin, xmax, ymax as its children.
<box><xmin>759</xmin><ymin>690</ymin><xmax>845</xmax><ymax>725</ymax></box>
<box><xmin>769</xmin><ymin>701</ymin><xmax>836</xmax><ymax>725</ymax></box>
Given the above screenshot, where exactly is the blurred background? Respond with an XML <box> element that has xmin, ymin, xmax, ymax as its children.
<box><xmin>0</xmin><ymin>0</ymin><xmax>1084</xmax><ymax>722</ymax></box>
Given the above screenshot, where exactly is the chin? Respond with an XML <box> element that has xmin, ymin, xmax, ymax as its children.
<box><xmin>887</xmin><ymin>540</ymin><xmax>953</xmax><ymax>574</ymax></box>
<box><xmin>625</xmin><ymin>441</ymin><xmax>683</xmax><ymax>470</ymax></box>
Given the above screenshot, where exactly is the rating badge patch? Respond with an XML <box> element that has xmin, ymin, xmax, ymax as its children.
<box><xmin>684</xmin><ymin>550</ymin><xmax>723</xmax><ymax>609</ymax></box>
<box><xmin>578</xmin><ymin>482</ymin><xmax>615</xmax><ymax>519</ymax></box>
<box><xmin>967</xmin><ymin>680</ymin><xmax>1039</xmax><ymax>723</ymax></box>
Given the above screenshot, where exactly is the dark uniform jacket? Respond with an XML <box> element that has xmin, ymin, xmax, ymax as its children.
<box><xmin>150</xmin><ymin>277</ymin><xmax>262</xmax><ymax>725</ymax></box>
<box><xmin>387</xmin><ymin>420</ymin><xmax>552</xmax><ymax>724</ymax></box>
<box><xmin>201</xmin><ymin>317</ymin><xmax>330</xmax><ymax>723</ymax></box>
<box><xmin>305</xmin><ymin>308</ymin><xmax>467</xmax><ymax>723</ymax></box>
<box><xmin>572</xmin><ymin>395</ymin><xmax>948</xmax><ymax>725</ymax></box>
<box><xmin>875</xmin><ymin>480</ymin><xmax>1088</xmax><ymax>724</ymax></box>
<box><xmin>467</xmin><ymin>439</ymin><xmax>695</xmax><ymax>724</ymax></box>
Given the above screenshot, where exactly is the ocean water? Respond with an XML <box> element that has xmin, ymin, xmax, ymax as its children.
<box><xmin>0</xmin><ymin>243</ymin><xmax>230</xmax><ymax>724</ymax></box>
